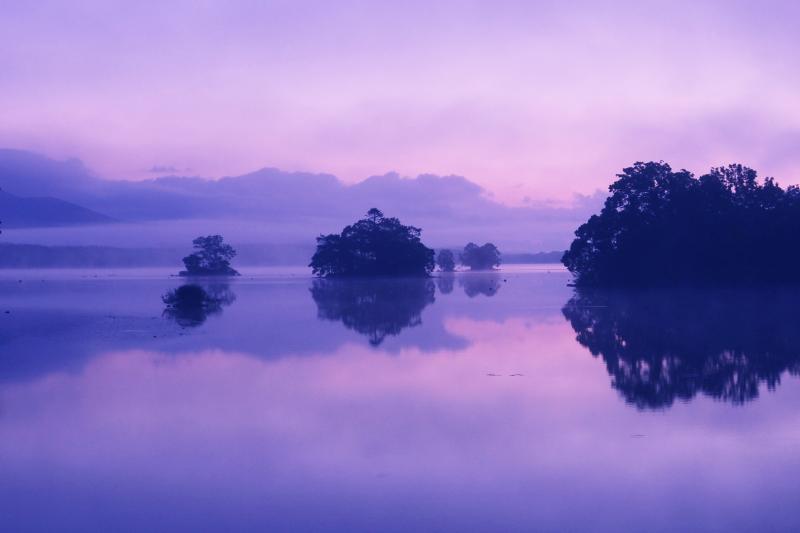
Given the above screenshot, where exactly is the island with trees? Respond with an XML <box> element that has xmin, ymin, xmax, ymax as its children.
<box><xmin>309</xmin><ymin>208</ymin><xmax>435</xmax><ymax>277</ymax></box>
<box><xmin>180</xmin><ymin>235</ymin><xmax>239</xmax><ymax>276</ymax></box>
<box><xmin>460</xmin><ymin>242</ymin><xmax>501</xmax><ymax>270</ymax></box>
<box><xmin>436</xmin><ymin>249</ymin><xmax>456</xmax><ymax>272</ymax></box>
<box><xmin>562</xmin><ymin>161</ymin><xmax>800</xmax><ymax>286</ymax></box>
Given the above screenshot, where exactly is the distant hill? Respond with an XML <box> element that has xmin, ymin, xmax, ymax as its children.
<box><xmin>0</xmin><ymin>243</ymin><xmax>313</xmax><ymax>268</ymax></box>
<box><xmin>0</xmin><ymin>243</ymin><xmax>174</xmax><ymax>268</ymax></box>
<box><xmin>0</xmin><ymin>242</ymin><xmax>564</xmax><ymax>269</ymax></box>
<box><xmin>0</xmin><ymin>190</ymin><xmax>114</xmax><ymax>228</ymax></box>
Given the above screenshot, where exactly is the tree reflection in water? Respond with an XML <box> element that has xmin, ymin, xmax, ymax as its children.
<box><xmin>162</xmin><ymin>282</ymin><xmax>237</xmax><ymax>327</ymax></box>
<box><xmin>562</xmin><ymin>289</ymin><xmax>800</xmax><ymax>409</ymax></box>
<box><xmin>436</xmin><ymin>274</ymin><xmax>454</xmax><ymax>295</ymax></box>
<box><xmin>310</xmin><ymin>278</ymin><xmax>435</xmax><ymax>346</ymax></box>
<box><xmin>458</xmin><ymin>273</ymin><xmax>502</xmax><ymax>298</ymax></box>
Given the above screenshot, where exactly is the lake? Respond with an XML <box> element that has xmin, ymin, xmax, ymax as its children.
<box><xmin>1</xmin><ymin>266</ymin><xmax>799</xmax><ymax>532</ymax></box>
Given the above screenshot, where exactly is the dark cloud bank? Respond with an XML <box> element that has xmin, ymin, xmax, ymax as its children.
<box><xmin>0</xmin><ymin>149</ymin><xmax>602</xmax><ymax>266</ymax></box>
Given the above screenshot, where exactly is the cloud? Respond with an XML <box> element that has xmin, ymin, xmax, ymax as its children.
<box><xmin>0</xmin><ymin>150</ymin><xmax>603</xmax><ymax>251</ymax></box>
<box><xmin>2</xmin><ymin>1</ymin><xmax>799</xmax><ymax>200</ymax></box>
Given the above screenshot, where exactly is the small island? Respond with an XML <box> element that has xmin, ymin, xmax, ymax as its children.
<box><xmin>309</xmin><ymin>208</ymin><xmax>435</xmax><ymax>277</ymax></box>
<box><xmin>180</xmin><ymin>235</ymin><xmax>239</xmax><ymax>276</ymax></box>
<box><xmin>436</xmin><ymin>249</ymin><xmax>456</xmax><ymax>272</ymax></box>
<box><xmin>460</xmin><ymin>242</ymin><xmax>501</xmax><ymax>271</ymax></box>
<box><xmin>563</xmin><ymin>161</ymin><xmax>800</xmax><ymax>286</ymax></box>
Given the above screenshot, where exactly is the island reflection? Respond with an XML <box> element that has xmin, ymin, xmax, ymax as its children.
<box><xmin>436</xmin><ymin>274</ymin><xmax>454</xmax><ymax>294</ymax></box>
<box><xmin>310</xmin><ymin>278</ymin><xmax>435</xmax><ymax>346</ymax></box>
<box><xmin>458</xmin><ymin>273</ymin><xmax>502</xmax><ymax>298</ymax></box>
<box><xmin>562</xmin><ymin>288</ymin><xmax>800</xmax><ymax>409</ymax></box>
<box><xmin>162</xmin><ymin>282</ymin><xmax>237</xmax><ymax>327</ymax></box>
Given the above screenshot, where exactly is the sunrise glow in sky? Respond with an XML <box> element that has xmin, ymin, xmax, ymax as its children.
<box><xmin>2</xmin><ymin>0</ymin><xmax>799</xmax><ymax>203</ymax></box>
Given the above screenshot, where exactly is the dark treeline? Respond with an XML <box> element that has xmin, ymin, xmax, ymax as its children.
<box><xmin>563</xmin><ymin>162</ymin><xmax>800</xmax><ymax>286</ymax></box>
<box><xmin>0</xmin><ymin>243</ymin><xmax>180</xmax><ymax>268</ymax></box>
<box><xmin>0</xmin><ymin>243</ymin><xmax>313</xmax><ymax>268</ymax></box>
<box><xmin>563</xmin><ymin>288</ymin><xmax>800</xmax><ymax>409</ymax></box>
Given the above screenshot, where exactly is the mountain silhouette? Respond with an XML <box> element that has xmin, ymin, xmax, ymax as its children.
<box><xmin>0</xmin><ymin>190</ymin><xmax>114</xmax><ymax>228</ymax></box>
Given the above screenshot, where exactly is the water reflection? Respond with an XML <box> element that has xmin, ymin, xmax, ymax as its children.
<box><xmin>563</xmin><ymin>288</ymin><xmax>800</xmax><ymax>409</ymax></box>
<box><xmin>436</xmin><ymin>274</ymin><xmax>454</xmax><ymax>294</ymax></box>
<box><xmin>310</xmin><ymin>278</ymin><xmax>435</xmax><ymax>346</ymax></box>
<box><xmin>458</xmin><ymin>273</ymin><xmax>502</xmax><ymax>298</ymax></box>
<box><xmin>6</xmin><ymin>270</ymin><xmax>800</xmax><ymax>531</ymax></box>
<box><xmin>162</xmin><ymin>282</ymin><xmax>236</xmax><ymax>327</ymax></box>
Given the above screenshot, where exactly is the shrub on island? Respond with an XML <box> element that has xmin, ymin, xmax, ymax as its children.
<box><xmin>180</xmin><ymin>235</ymin><xmax>239</xmax><ymax>276</ymax></box>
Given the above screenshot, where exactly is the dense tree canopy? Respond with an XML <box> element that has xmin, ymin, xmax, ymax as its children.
<box><xmin>310</xmin><ymin>208</ymin><xmax>435</xmax><ymax>277</ymax></box>
<box><xmin>563</xmin><ymin>161</ymin><xmax>800</xmax><ymax>286</ymax></box>
<box><xmin>181</xmin><ymin>235</ymin><xmax>239</xmax><ymax>276</ymax></box>
<box><xmin>460</xmin><ymin>242</ymin><xmax>501</xmax><ymax>270</ymax></box>
<box><xmin>436</xmin><ymin>249</ymin><xmax>456</xmax><ymax>272</ymax></box>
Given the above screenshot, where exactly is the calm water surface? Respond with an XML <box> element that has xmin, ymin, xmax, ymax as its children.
<box><xmin>1</xmin><ymin>266</ymin><xmax>799</xmax><ymax>532</ymax></box>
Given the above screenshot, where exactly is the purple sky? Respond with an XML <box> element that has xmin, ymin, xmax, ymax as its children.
<box><xmin>1</xmin><ymin>0</ymin><xmax>798</xmax><ymax>204</ymax></box>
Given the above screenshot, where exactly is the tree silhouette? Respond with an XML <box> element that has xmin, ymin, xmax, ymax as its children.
<box><xmin>309</xmin><ymin>208</ymin><xmax>435</xmax><ymax>277</ymax></box>
<box><xmin>310</xmin><ymin>278</ymin><xmax>435</xmax><ymax>345</ymax></box>
<box><xmin>562</xmin><ymin>288</ymin><xmax>800</xmax><ymax>409</ymax></box>
<box><xmin>460</xmin><ymin>242</ymin><xmax>501</xmax><ymax>270</ymax></box>
<box><xmin>563</xmin><ymin>161</ymin><xmax>800</xmax><ymax>286</ymax></box>
<box><xmin>180</xmin><ymin>235</ymin><xmax>239</xmax><ymax>276</ymax></box>
<box><xmin>436</xmin><ymin>249</ymin><xmax>456</xmax><ymax>272</ymax></box>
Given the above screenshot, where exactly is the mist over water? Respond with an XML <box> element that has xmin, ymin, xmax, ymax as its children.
<box><xmin>2</xmin><ymin>266</ymin><xmax>800</xmax><ymax>532</ymax></box>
